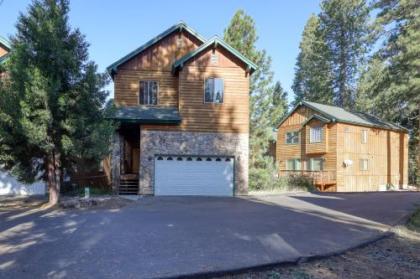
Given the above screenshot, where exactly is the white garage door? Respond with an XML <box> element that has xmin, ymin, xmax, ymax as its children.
<box><xmin>154</xmin><ymin>155</ymin><xmax>234</xmax><ymax>196</ymax></box>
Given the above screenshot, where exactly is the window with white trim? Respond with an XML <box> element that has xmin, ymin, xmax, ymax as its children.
<box><xmin>285</xmin><ymin>131</ymin><xmax>299</xmax><ymax>144</ymax></box>
<box><xmin>361</xmin><ymin>130</ymin><xmax>368</xmax><ymax>144</ymax></box>
<box><xmin>204</xmin><ymin>78</ymin><xmax>224</xmax><ymax>103</ymax></box>
<box><xmin>286</xmin><ymin>159</ymin><xmax>301</xmax><ymax>170</ymax></box>
<box><xmin>139</xmin><ymin>81</ymin><xmax>158</xmax><ymax>105</ymax></box>
<box><xmin>310</xmin><ymin>126</ymin><xmax>322</xmax><ymax>143</ymax></box>
<box><xmin>309</xmin><ymin>158</ymin><xmax>324</xmax><ymax>171</ymax></box>
<box><xmin>360</xmin><ymin>159</ymin><xmax>368</xmax><ymax>171</ymax></box>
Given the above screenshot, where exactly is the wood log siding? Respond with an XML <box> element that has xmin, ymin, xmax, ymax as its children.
<box><xmin>277</xmin><ymin>107</ymin><xmax>337</xmax><ymax>174</ymax></box>
<box><xmin>305</xmin><ymin>119</ymin><xmax>328</xmax><ymax>154</ymax></box>
<box><xmin>142</xmin><ymin>65</ymin><xmax>249</xmax><ymax>133</ymax></box>
<box><xmin>276</xmin><ymin>105</ymin><xmax>408</xmax><ymax>192</ymax></box>
<box><xmin>114</xmin><ymin>70</ymin><xmax>178</xmax><ymax>107</ymax></box>
<box><xmin>0</xmin><ymin>46</ymin><xmax>8</xmax><ymax>58</ymax></box>
<box><xmin>335</xmin><ymin>123</ymin><xmax>408</xmax><ymax>191</ymax></box>
<box><xmin>119</xmin><ymin>31</ymin><xmax>201</xmax><ymax>71</ymax></box>
<box><xmin>114</xmin><ymin>30</ymin><xmax>202</xmax><ymax>107</ymax></box>
<box><xmin>113</xmin><ymin>33</ymin><xmax>250</xmax><ymax>133</ymax></box>
<box><xmin>142</xmin><ymin>46</ymin><xmax>250</xmax><ymax>133</ymax></box>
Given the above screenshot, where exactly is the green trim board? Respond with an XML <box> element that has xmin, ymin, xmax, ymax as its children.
<box><xmin>108</xmin><ymin>106</ymin><xmax>181</xmax><ymax>124</ymax></box>
<box><xmin>277</xmin><ymin>100</ymin><xmax>408</xmax><ymax>132</ymax></box>
<box><xmin>0</xmin><ymin>53</ymin><xmax>10</xmax><ymax>65</ymax></box>
<box><xmin>0</xmin><ymin>36</ymin><xmax>11</xmax><ymax>51</ymax></box>
<box><xmin>172</xmin><ymin>35</ymin><xmax>258</xmax><ymax>73</ymax></box>
<box><xmin>107</xmin><ymin>22</ymin><xmax>206</xmax><ymax>76</ymax></box>
<box><xmin>300</xmin><ymin>114</ymin><xmax>331</xmax><ymax>129</ymax></box>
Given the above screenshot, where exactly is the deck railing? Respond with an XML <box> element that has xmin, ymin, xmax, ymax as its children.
<box><xmin>279</xmin><ymin>170</ymin><xmax>336</xmax><ymax>190</ymax></box>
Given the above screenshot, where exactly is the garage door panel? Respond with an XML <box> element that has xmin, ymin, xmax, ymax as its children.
<box><xmin>155</xmin><ymin>156</ymin><xmax>234</xmax><ymax>196</ymax></box>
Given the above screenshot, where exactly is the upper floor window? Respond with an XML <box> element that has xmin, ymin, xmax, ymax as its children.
<box><xmin>310</xmin><ymin>126</ymin><xmax>322</xmax><ymax>143</ymax></box>
<box><xmin>361</xmin><ymin>130</ymin><xmax>368</xmax><ymax>144</ymax></box>
<box><xmin>139</xmin><ymin>80</ymin><xmax>158</xmax><ymax>105</ymax></box>
<box><xmin>287</xmin><ymin>159</ymin><xmax>301</xmax><ymax>171</ymax></box>
<box><xmin>309</xmin><ymin>158</ymin><xmax>324</xmax><ymax>171</ymax></box>
<box><xmin>286</xmin><ymin>131</ymin><xmax>299</xmax><ymax>144</ymax></box>
<box><xmin>204</xmin><ymin>78</ymin><xmax>224</xmax><ymax>104</ymax></box>
<box><xmin>360</xmin><ymin>159</ymin><xmax>369</xmax><ymax>171</ymax></box>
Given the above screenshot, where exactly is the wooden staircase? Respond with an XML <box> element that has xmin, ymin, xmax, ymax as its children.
<box><xmin>119</xmin><ymin>175</ymin><xmax>139</xmax><ymax>195</ymax></box>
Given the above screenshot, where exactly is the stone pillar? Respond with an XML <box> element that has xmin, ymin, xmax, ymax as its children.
<box><xmin>111</xmin><ymin>132</ymin><xmax>122</xmax><ymax>194</ymax></box>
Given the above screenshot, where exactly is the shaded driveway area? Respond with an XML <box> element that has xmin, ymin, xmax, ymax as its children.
<box><xmin>1</xmin><ymin>192</ymin><xmax>419</xmax><ymax>279</ymax></box>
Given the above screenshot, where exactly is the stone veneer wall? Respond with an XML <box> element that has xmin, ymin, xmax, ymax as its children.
<box><xmin>111</xmin><ymin>132</ymin><xmax>122</xmax><ymax>194</ymax></box>
<box><xmin>139</xmin><ymin>130</ymin><xmax>249</xmax><ymax>195</ymax></box>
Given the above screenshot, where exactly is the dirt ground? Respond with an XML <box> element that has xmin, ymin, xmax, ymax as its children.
<box><xmin>215</xmin><ymin>214</ymin><xmax>420</xmax><ymax>279</ymax></box>
<box><xmin>0</xmin><ymin>195</ymin><xmax>133</xmax><ymax>210</ymax></box>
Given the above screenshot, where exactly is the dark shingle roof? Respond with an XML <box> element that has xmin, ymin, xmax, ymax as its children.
<box><xmin>278</xmin><ymin>101</ymin><xmax>408</xmax><ymax>132</ymax></box>
<box><xmin>109</xmin><ymin>106</ymin><xmax>181</xmax><ymax>124</ymax></box>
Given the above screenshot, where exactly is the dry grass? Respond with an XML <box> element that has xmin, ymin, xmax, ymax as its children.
<box><xmin>215</xmin><ymin>208</ymin><xmax>420</xmax><ymax>279</ymax></box>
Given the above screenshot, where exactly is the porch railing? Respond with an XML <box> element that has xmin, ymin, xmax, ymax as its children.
<box><xmin>279</xmin><ymin>170</ymin><xmax>336</xmax><ymax>190</ymax></box>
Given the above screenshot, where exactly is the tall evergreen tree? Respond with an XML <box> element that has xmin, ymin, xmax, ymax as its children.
<box><xmin>224</xmin><ymin>10</ymin><xmax>286</xmax><ymax>188</ymax></box>
<box><xmin>357</xmin><ymin>0</ymin><xmax>419</xmax><ymax>184</ymax></box>
<box><xmin>0</xmin><ymin>0</ymin><xmax>114</xmax><ymax>204</ymax></box>
<box><xmin>320</xmin><ymin>0</ymin><xmax>371</xmax><ymax>108</ymax></box>
<box><xmin>292</xmin><ymin>14</ymin><xmax>333</xmax><ymax>105</ymax></box>
<box><xmin>271</xmin><ymin>81</ymin><xmax>288</xmax><ymax>127</ymax></box>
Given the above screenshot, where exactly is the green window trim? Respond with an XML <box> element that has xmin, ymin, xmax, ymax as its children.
<box><xmin>309</xmin><ymin>158</ymin><xmax>324</xmax><ymax>171</ymax></box>
<box><xmin>285</xmin><ymin>131</ymin><xmax>299</xmax><ymax>144</ymax></box>
<box><xmin>286</xmin><ymin>159</ymin><xmax>301</xmax><ymax>171</ymax></box>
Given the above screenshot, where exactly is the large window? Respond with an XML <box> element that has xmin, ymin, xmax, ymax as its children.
<box><xmin>286</xmin><ymin>131</ymin><xmax>299</xmax><ymax>144</ymax></box>
<box><xmin>204</xmin><ymin>78</ymin><xmax>224</xmax><ymax>103</ymax></box>
<box><xmin>309</xmin><ymin>158</ymin><xmax>324</xmax><ymax>171</ymax></box>
<box><xmin>361</xmin><ymin>130</ymin><xmax>368</xmax><ymax>144</ymax></box>
<box><xmin>310</xmin><ymin>126</ymin><xmax>322</xmax><ymax>143</ymax></box>
<box><xmin>139</xmin><ymin>81</ymin><xmax>158</xmax><ymax>105</ymax></box>
<box><xmin>286</xmin><ymin>159</ymin><xmax>301</xmax><ymax>171</ymax></box>
<box><xmin>360</xmin><ymin>159</ymin><xmax>369</xmax><ymax>171</ymax></box>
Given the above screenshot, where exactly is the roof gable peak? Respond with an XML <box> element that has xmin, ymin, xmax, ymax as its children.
<box><xmin>107</xmin><ymin>22</ymin><xmax>206</xmax><ymax>76</ymax></box>
<box><xmin>172</xmin><ymin>35</ymin><xmax>258</xmax><ymax>74</ymax></box>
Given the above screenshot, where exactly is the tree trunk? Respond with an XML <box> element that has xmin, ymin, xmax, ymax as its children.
<box><xmin>47</xmin><ymin>151</ymin><xmax>61</xmax><ymax>205</ymax></box>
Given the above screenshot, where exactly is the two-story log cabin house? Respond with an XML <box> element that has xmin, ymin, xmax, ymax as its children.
<box><xmin>276</xmin><ymin>101</ymin><xmax>409</xmax><ymax>192</ymax></box>
<box><xmin>108</xmin><ymin>23</ymin><xmax>256</xmax><ymax>196</ymax></box>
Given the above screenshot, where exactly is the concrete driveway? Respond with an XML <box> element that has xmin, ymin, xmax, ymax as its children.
<box><xmin>0</xmin><ymin>192</ymin><xmax>419</xmax><ymax>279</ymax></box>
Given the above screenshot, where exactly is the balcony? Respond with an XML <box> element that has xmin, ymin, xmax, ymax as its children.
<box><xmin>279</xmin><ymin>170</ymin><xmax>336</xmax><ymax>192</ymax></box>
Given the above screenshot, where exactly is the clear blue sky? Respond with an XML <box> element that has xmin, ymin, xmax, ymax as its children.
<box><xmin>0</xmin><ymin>0</ymin><xmax>321</xmax><ymax>103</ymax></box>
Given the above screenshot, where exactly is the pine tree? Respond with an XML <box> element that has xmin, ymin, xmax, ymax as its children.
<box><xmin>292</xmin><ymin>14</ymin><xmax>333</xmax><ymax>105</ymax></box>
<box><xmin>272</xmin><ymin>81</ymin><xmax>288</xmax><ymax>127</ymax></box>
<box><xmin>357</xmin><ymin>0</ymin><xmax>420</xmax><ymax>185</ymax></box>
<box><xmin>224</xmin><ymin>10</ymin><xmax>285</xmax><ymax>189</ymax></box>
<box><xmin>0</xmin><ymin>0</ymin><xmax>114</xmax><ymax>204</ymax></box>
<box><xmin>320</xmin><ymin>0</ymin><xmax>371</xmax><ymax>109</ymax></box>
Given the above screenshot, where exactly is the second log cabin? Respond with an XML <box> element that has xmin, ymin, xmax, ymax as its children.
<box><xmin>276</xmin><ymin>101</ymin><xmax>409</xmax><ymax>192</ymax></box>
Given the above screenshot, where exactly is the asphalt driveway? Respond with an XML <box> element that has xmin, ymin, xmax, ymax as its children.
<box><xmin>0</xmin><ymin>192</ymin><xmax>419</xmax><ymax>278</ymax></box>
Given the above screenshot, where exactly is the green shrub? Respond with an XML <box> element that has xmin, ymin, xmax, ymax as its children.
<box><xmin>249</xmin><ymin>158</ymin><xmax>315</xmax><ymax>192</ymax></box>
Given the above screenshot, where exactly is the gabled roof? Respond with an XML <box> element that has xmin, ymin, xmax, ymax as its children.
<box><xmin>278</xmin><ymin>100</ymin><xmax>408</xmax><ymax>132</ymax></box>
<box><xmin>300</xmin><ymin>114</ymin><xmax>331</xmax><ymax>128</ymax></box>
<box><xmin>0</xmin><ymin>36</ymin><xmax>11</xmax><ymax>52</ymax></box>
<box><xmin>107</xmin><ymin>22</ymin><xmax>206</xmax><ymax>76</ymax></box>
<box><xmin>109</xmin><ymin>106</ymin><xmax>181</xmax><ymax>124</ymax></box>
<box><xmin>172</xmin><ymin>36</ymin><xmax>258</xmax><ymax>73</ymax></box>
